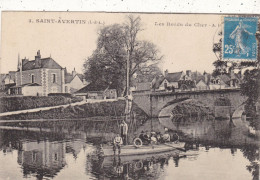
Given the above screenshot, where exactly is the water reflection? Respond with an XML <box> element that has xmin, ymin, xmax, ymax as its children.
<box><xmin>159</xmin><ymin>117</ymin><xmax>259</xmax><ymax>146</ymax></box>
<box><xmin>18</xmin><ymin>141</ymin><xmax>66</xmax><ymax>179</ymax></box>
<box><xmin>88</xmin><ymin>152</ymin><xmax>183</xmax><ymax>179</ymax></box>
<box><xmin>0</xmin><ymin>118</ymin><xmax>259</xmax><ymax>180</ymax></box>
<box><xmin>0</xmin><ymin>128</ymin><xmax>92</xmax><ymax>179</ymax></box>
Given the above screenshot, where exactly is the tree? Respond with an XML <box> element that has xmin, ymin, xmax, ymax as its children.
<box><xmin>212</xmin><ymin>60</ymin><xmax>228</xmax><ymax>76</ymax></box>
<box><xmin>135</xmin><ymin>64</ymin><xmax>163</xmax><ymax>83</ymax></box>
<box><xmin>83</xmin><ymin>15</ymin><xmax>163</xmax><ymax>95</ymax></box>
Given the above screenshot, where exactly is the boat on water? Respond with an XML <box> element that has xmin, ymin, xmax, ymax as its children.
<box><xmin>100</xmin><ymin>142</ymin><xmax>186</xmax><ymax>157</ymax></box>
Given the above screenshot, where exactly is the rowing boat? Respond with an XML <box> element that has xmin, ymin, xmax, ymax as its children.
<box><xmin>100</xmin><ymin>142</ymin><xmax>186</xmax><ymax>157</ymax></box>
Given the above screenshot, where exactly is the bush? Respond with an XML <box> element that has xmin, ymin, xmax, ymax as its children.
<box><xmin>0</xmin><ymin>96</ymin><xmax>72</xmax><ymax>113</ymax></box>
<box><xmin>71</xmin><ymin>96</ymin><xmax>83</xmax><ymax>103</ymax></box>
<box><xmin>48</xmin><ymin>93</ymin><xmax>72</xmax><ymax>98</ymax></box>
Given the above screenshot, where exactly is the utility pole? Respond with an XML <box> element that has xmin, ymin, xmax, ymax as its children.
<box><xmin>126</xmin><ymin>49</ymin><xmax>130</xmax><ymax>98</ymax></box>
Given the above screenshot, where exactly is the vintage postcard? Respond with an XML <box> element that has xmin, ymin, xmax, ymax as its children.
<box><xmin>0</xmin><ymin>12</ymin><xmax>259</xmax><ymax>180</ymax></box>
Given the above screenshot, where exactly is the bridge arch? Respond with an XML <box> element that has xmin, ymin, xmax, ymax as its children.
<box><xmin>159</xmin><ymin>99</ymin><xmax>209</xmax><ymax>118</ymax></box>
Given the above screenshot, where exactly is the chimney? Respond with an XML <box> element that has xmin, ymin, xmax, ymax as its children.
<box><xmin>186</xmin><ymin>70</ymin><xmax>191</xmax><ymax>77</ymax></box>
<box><xmin>72</xmin><ymin>68</ymin><xmax>77</xmax><ymax>77</ymax></box>
<box><xmin>35</xmin><ymin>50</ymin><xmax>41</xmax><ymax>68</ymax></box>
<box><xmin>164</xmin><ymin>69</ymin><xmax>168</xmax><ymax>77</ymax></box>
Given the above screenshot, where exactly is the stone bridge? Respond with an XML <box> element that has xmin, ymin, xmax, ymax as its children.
<box><xmin>133</xmin><ymin>88</ymin><xmax>247</xmax><ymax>118</ymax></box>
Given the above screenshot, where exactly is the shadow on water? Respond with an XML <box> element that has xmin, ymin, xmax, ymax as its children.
<box><xmin>87</xmin><ymin>151</ymin><xmax>186</xmax><ymax>180</ymax></box>
<box><xmin>0</xmin><ymin>117</ymin><xmax>259</xmax><ymax>180</ymax></box>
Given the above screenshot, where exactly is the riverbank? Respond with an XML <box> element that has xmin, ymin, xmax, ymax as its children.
<box><xmin>0</xmin><ymin>99</ymin><xmax>148</xmax><ymax>122</ymax></box>
<box><xmin>0</xmin><ymin>96</ymin><xmax>82</xmax><ymax>113</ymax></box>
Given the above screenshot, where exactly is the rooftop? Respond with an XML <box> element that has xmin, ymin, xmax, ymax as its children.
<box><xmin>165</xmin><ymin>71</ymin><xmax>183</xmax><ymax>82</ymax></box>
<box><xmin>22</xmin><ymin>57</ymin><xmax>62</xmax><ymax>71</ymax></box>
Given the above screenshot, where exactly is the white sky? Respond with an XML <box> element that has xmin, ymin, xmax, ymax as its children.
<box><xmin>1</xmin><ymin>12</ymin><xmax>222</xmax><ymax>74</ymax></box>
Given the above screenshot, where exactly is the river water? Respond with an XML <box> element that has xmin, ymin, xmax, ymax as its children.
<box><xmin>0</xmin><ymin>117</ymin><xmax>259</xmax><ymax>180</ymax></box>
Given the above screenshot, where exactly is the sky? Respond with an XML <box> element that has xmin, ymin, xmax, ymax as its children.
<box><xmin>0</xmin><ymin>12</ymin><xmax>222</xmax><ymax>74</ymax></box>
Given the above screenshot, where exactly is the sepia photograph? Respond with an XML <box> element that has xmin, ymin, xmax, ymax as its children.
<box><xmin>0</xmin><ymin>11</ymin><xmax>259</xmax><ymax>180</ymax></box>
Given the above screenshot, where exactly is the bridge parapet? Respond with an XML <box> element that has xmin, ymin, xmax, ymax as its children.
<box><xmin>133</xmin><ymin>88</ymin><xmax>247</xmax><ymax>118</ymax></box>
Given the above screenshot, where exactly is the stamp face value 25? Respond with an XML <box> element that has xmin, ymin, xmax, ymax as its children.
<box><xmin>223</xmin><ymin>17</ymin><xmax>258</xmax><ymax>60</ymax></box>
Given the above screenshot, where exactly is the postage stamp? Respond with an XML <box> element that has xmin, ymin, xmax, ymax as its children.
<box><xmin>223</xmin><ymin>17</ymin><xmax>258</xmax><ymax>60</ymax></box>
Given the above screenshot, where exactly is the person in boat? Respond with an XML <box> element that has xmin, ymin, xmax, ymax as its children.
<box><xmin>162</xmin><ymin>130</ymin><xmax>171</xmax><ymax>143</ymax></box>
<box><xmin>113</xmin><ymin>134</ymin><xmax>123</xmax><ymax>154</ymax></box>
<box><xmin>143</xmin><ymin>131</ymin><xmax>151</xmax><ymax>144</ymax></box>
<box><xmin>156</xmin><ymin>132</ymin><xmax>162</xmax><ymax>143</ymax></box>
<box><xmin>120</xmin><ymin>120</ymin><xmax>128</xmax><ymax>145</ymax></box>
<box><xmin>172</xmin><ymin>133</ymin><xmax>179</xmax><ymax>143</ymax></box>
<box><xmin>139</xmin><ymin>130</ymin><xmax>145</xmax><ymax>142</ymax></box>
<box><xmin>150</xmin><ymin>132</ymin><xmax>157</xmax><ymax>145</ymax></box>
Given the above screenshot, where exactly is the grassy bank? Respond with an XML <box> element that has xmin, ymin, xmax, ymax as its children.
<box><xmin>0</xmin><ymin>100</ymin><xmax>148</xmax><ymax>121</ymax></box>
<box><xmin>0</xmin><ymin>96</ymin><xmax>82</xmax><ymax>113</ymax></box>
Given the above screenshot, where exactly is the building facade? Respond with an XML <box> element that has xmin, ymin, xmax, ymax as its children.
<box><xmin>8</xmin><ymin>50</ymin><xmax>86</xmax><ymax>96</ymax></box>
<box><xmin>10</xmin><ymin>50</ymin><xmax>65</xmax><ymax>96</ymax></box>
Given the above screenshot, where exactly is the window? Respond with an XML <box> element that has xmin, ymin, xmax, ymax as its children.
<box><xmin>65</xmin><ymin>86</ymin><xmax>68</xmax><ymax>93</ymax></box>
<box><xmin>52</xmin><ymin>74</ymin><xmax>56</xmax><ymax>83</ymax></box>
<box><xmin>54</xmin><ymin>153</ymin><xmax>58</xmax><ymax>161</ymax></box>
<box><xmin>32</xmin><ymin>151</ymin><xmax>37</xmax><ymax>162</ymax></box>
<box><xmin>31</xmin><ymin>75</ymin><xmax>35</xmax><ymax>83</ymax></box>
<box><xmin>164</xmin><ymin>82</ymin><xmax>167</xmax><ymax>89</ymax></box>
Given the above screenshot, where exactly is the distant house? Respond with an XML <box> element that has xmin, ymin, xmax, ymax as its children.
<box><xmin>1</xmin><ymin>71</ymin><xmax>16</xmax><ymax>85</ymax></box>
<box><xmin>152</xmin><ymin>70</ymin><xmax>195</xmax><ymax>91</ymax></box>
<box><xmin>9</xmin><ymin>83</ymin><xmax>42</xmax><ymax>96</ymax></box>
<box><xmin>74</xmin><ymin>83</ymin><xmax>117</xmax><ymax>100</ymax></box>
<box><xmin>0</xmin><ymin>71</ymin><xmax>16</xmax><ymax>94</ymax></box>
<box><xmin>151</xmin><ymin>75</ymin><xmax>165</xmax><ymax>91</ymax></box>
<box><xmin>64</xmin><ymin>68</ymin><xmax>87</xmax><ymax>94</ymax></box>
<box><xmin>208</xmin><ymin>74</ymin><xmax>230</xmax><ymax>90</ymax></box>
<box><xmin>197</xmin><ymin>69</ymin><xmax>241</xmax><ymax>90</ymax></box>
<box><xmin>195</xmin><ymin>79</ymin><xmax>208</xmax><ymax>90</ymax></box>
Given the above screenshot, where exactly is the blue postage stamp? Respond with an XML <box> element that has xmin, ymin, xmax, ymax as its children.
<box><xmin>223</xmin><ymin>17</ymin><xmax>258</xmax><ymax>60</ymax></box>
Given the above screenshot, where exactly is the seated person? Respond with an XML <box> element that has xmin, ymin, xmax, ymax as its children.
<box><xmin>162</xmin><ymin>132</ymin><xmax>171</xmax><ymax>143</ymax></box>
<box><xmin>156</xmin><ymin>132</ymin><xmax>162</xmax><ymax>143</ymax></box>
<box><xmin>113</xmin><ymin>134</ymin><xmax>123</xmax><ymax>154</ymax></box>
<box><xmin>172</xmin><ymin>133</ymin><xmax>179</xmax><ymax>143</ymax></box>
<box><xmin>143</xmin><ymin>131</ymin><xmax>151</xmax><ymax>144</ymax></box>
<box><xmin>150</xmin><ymin>133</ymin><xmax>157</xmax><ymax>145</ymax></box>
<box><xmin>139</xmin><ymin>131</ymin><xmax>145</xmax><ymax>142</ymax></box>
